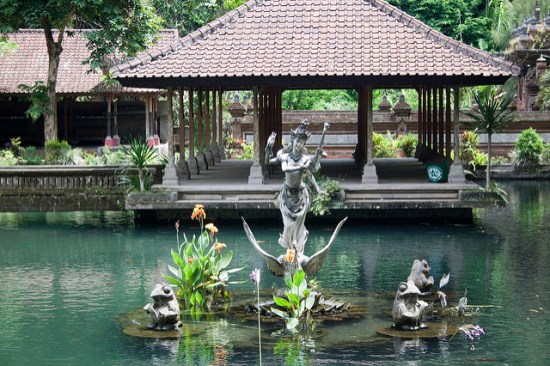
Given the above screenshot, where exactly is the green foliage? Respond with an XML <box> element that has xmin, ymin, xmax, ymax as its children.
<box><xmin>44</xmin><ymin>139</ymin><xmax>72</xmax><ymax>164</ymax></box>
<box><xmin>153</xmin><ymin>0</ymin><xmax>244</xmax><ymax>37</ymax></box>
<box><xmin>513</xmin><ymin>128</ymin><xmax>544</xmax><ymax>172</ymax></box>
<box><xmin>163</xmin><ymin>206</ymin><xmax>243</xmax><ymax>314</ymax></box>
<box><xmin>459</xmin><ymin>130</ymin><xmax>488</xmax><ymax>172</ymax></box>
<box><xmin>0</xmin><ymin>35</ymin><xmax>17</xmax><ymax>56</ymax></box>
<box><xmin>310</xmin><ymin>175</ymin><xmax>342</xmax><ymax>216</ymax></box>
<box><xmin>271</xmin><ymin>269</ymin><xmax>316</xmax><ymax>332</ymax></box>
<box><xmin>282</xmin><ymin>89</ymin><xmax>358</xmax><ymax>110</ymax></box>
<box><xmin>373</xmin><ymin>131</ymin><xmax>399</xmax><ymax>158</ymax></box>
<box><xmin>397</xmin><ymin>133</ymin><xmax>418</xmax><ymax>157</ymax></box>
<box><xmin>490</xmin><ymin>181</ymin><xmax>509</xmax><ymax>205</ymax></box>
<box><xmin>542</xmin><ymin>143</ymin><xmax>550</xmax><ymax>165</ymax></box>
<box><xmin>0</xmin><ymin>150</ymin><xmax>18</xmax><ymax>166</ymax></box>
<box><xmin>537</xmin><ymin>69</ymin><xmax>550</xmax><ymax>110</ymax></box>
<box><xmin>387</xmin><ymin>0</ymin><xmax>492</xmax><ymax>48</ymax></box>
<box><xmin>237</xmin><ymin>141</ymin><xmax>254</xmax><ymax>160</ymax></box>
<box><xmin>122</xmin><ymin>138</ymin><xmax>157</xmax><ymax>192</ymax></box>
<box><xmin>17</xmin><ymin>81</ymin><xmax>50</xmax><ymax>121</ymax></box>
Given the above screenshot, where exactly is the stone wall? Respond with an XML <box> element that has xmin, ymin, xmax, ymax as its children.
<box><xmin>237</xmin><ymin>110</ymin><xmax>550</xmax><ymax>158</ymax></box>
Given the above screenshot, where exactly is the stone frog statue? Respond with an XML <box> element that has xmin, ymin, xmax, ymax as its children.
<box><xmin>392</xmin><ymin>280</ymin><xmax>428</xmax><ymax>331</ymax></box>
<box><xmin>407</xmin><ymin>259</ymin><xmax>434</xmax><ymax>293</ymax></box>
<box><xmin>143</xmin><ymin>284</ymin><xmax>181</xmax><ymax>331</ymax></box>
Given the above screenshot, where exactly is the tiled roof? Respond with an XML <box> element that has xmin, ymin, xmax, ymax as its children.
<box><xmin>0</xmin><ymin>29</ymin><xmax>178</xmax><ymax>95</ymax></box>
<box><xmin>113</xmin><ymin>0</ymin><xmax>519</xmax><ymax>87</ymax></box>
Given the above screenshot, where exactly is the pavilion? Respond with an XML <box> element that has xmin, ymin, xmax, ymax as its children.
<box><xmin>113</xmin><ymin>0</ymin><xmax>519</xmax><ymax>218</ymax></box>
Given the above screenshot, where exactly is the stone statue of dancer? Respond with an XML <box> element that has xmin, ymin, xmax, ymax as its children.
<box><xmin>242</xmin><ymin>119</ymin><xmax>347</xmax><ymax>280</ymax></box>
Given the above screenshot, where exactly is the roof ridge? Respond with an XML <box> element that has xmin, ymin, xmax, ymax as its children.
<box><xmin>368</xmin><ymin>0</ymin><xmax>520</xmax><ymax>76</ymax></box>
<box><xmin>111</xmin><ymin>0</ymin><xmax>264</xmax><ymax>76</ymax></box>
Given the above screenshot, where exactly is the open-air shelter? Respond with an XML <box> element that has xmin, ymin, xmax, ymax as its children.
<box><xmin>113</xmin><ymin>0</ymin><xmax>519</xmax><ymax>187</ymax></box>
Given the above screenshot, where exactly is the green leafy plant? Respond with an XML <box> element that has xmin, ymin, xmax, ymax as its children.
<box><xmin>0</xmin><ymin>150</ymin><xmax>18</xmax><ymax>166</ymax></box>
<box><xmin>396</xmin><ymin>133</ymin><xmax>418</xmax><ymax>157</ymax></box>
<box><xmin>122</xmin><ymin>138</ymin><xmax>157</xmax><ymax>192</ymax></box>
<box><xmin>513</xmin><ymin>128</ymin><xmax>544</xmax><ymax>172</ymax></box>
<box><xmin>542</xmin><ymin>143</ymin><xmax>550</xmax><ymax>165</ymax></box>
<box><xmin>271</xmin><ymin>269</ymin><xmax>316</xmax><ymax>332</ymax></box>
<box><xmin>373</xmin><ymin>131</ymin><xmax>398</xmax><ymax>158</ymax></box>
<box><xmin>17</xmin><ymin>81</ymin><xmax>50</xmax><ymax>122</ymax></box>
<box><xmin>309</xmin><ymin>175</ymin><xmax>342</xmax><ymax>216</ymax></box>
<box><xmin>44</xmin><ymin>139</ymin><xmax>72</xmax><ymax>164</ymax></box>
<box><xmin>163</xmin><ymin>205</ymin><xmax>243</xmax><ymax>314</ymax></box>
<box><xmin>464</xmin><ymin>83</ymin><xmax>516</xmax><ymax>190</ymax></box>
<box><xmin>237</xmin><ymin>141</ymin><xmax>254</xmax><ymax>160</ymax></box>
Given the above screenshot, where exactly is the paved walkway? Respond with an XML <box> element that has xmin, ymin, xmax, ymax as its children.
<box><xmin>167</xmin><ymin>157</ymin><xmax>455</xmax><ymax>190</ymax></box>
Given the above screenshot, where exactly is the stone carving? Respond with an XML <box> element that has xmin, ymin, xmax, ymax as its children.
<box><xmin>392</xmin><ymin>281</ymin><xmax>428</xmax><ymax>331</ymax></box>
<box><xmin>143</xmin><ymin>284</ymin><xmax>181</xmax><ymax>331</ymax></box>
<box><xmin>407</xmin><ymin>259</ymin><xmax>435</xmax><ymax>293</ymax></box>
<box><xmin>243</xmin><ymin>120</ymin><xmax>347</xmax><ymax>280</ymax></box>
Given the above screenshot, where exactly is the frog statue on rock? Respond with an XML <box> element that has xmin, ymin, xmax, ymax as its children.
<box><xmin>143</xmin><ymin>284</ymin><xmax>181</xmax><ymax>331</ymax></box>
<box><xmin>392</xmin><ymin>281</ymin><xmax>429</xmax><ymax>331</ymax></box>
<box><xmin>407</xmin><ymin>259</ymin><xmax>434</xmax><ymax>293</ymax></box>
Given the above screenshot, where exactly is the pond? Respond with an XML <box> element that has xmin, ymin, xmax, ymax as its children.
<box><xmin>0</xmin><ymin>181</ymin><xmax>549</xmax><ymax>365</ymax></box>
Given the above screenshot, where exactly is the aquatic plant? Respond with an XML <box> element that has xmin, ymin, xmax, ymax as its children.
<box><xmin>164</xmin><ymin>205</ymin><xmax>243</xmax><ymax>314</ymax></box>
<box><xmin>271</xmin><ymin>269</ymin><xmax>316</xmax><ymax>332</ymax></box>
<box><xmin>397</xmin><ymin>132</ymin><xmax>418</xmax><ymax>157</ymax></box>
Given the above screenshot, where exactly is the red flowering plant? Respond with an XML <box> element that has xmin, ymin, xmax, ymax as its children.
<box><xmin>163</xmin><ymin>204</ymin><xmax>243</xmax><ymax>314</ymax></box>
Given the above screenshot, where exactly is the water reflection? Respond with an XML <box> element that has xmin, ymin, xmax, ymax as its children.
<box><xmin>0</xmin><ymin>182</ymin><xmax>549</xmax><ymax>365</ymax></box>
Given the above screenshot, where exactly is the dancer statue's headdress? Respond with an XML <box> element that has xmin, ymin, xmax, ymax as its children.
<box><xmin>291</xmin><ymin>119</ymin><xmax>311</xmax><ymax>141</ymax></box>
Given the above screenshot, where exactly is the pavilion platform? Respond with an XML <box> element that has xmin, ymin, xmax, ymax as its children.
<box><xmin>128</xmin><ymin>158</ymin><xmax>490</xmax><ymax>223</ymax></box>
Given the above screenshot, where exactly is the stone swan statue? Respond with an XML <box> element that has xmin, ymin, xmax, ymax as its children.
<box><xmin>243</xmin><ymin>120</ymin><xmax>347</xmax><ymax>279</ymax></box>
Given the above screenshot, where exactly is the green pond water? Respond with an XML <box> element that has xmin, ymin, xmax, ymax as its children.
<box><xmin>0</xmin><ymin>181</ymin><xmax>549</xmax><ymax>365</ymax></box>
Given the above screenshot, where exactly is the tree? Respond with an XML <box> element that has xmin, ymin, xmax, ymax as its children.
<box><xmin>0</xmin><ymin>0</ymin><xmax>162</xmax><ymax>143</ymax></box>
<box><xmin>153</xmin><ymin>0</ymin><xmax>246</xmax><ymax>36</ymax></box>
<box><xmin>464</xmin><ymin>80</ymin><xmax>516</xmax><ymax>191</ymax></box>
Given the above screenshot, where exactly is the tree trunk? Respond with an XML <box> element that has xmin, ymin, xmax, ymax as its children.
<box><xmin>42</xmin><ymin>22</ymin><xmax>64</xmax><ymax>143</ymax></box>
<box><xmin>486</xmin><ymin>134</ymin><xmax>492</xmax><ymax>191</ymax></box>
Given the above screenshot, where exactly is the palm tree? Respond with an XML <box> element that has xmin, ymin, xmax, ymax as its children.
<box><xmin>464</xmin><ymin>82</ymin><xmax>516</xmax><ymax>191</ymax></box>
<box><xmin>123</xmin><ymin>138</ymin><xmax>157</xmax><ymax>192</ymax></box>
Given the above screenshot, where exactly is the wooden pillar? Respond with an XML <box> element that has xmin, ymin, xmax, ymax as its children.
<box><xmin>362</xmin><ymin>85</ymin><xmax>377</xmax><ymax>183</ymax></box>
<box><xmin>356</xmin><ymin>86</ymin><xmax>367</xmax><ymax>164</ymax></box>
<box><xmin>248</xmin><ymin>86</ymin><xmax>264</xmax><ymax>184</ymax></box>
<box><xmin>438</xmin><ymin>87</ymin><xmax>445</xmax><ymax>156</ymax></box>
<box><xmin>63</xmin><ymin>98</ymin><xmax>69</xmax><ymax>141</ymax></box>
<box><xmin>445</xmin><ymin>86</ymin><xmax>452</xmax><ymax>159</ymax></box>
<box><xmin>432</xmin><ymin>87</ymin><xmax>438</xmax><ymax>152</ymax></box>
<box><xmin>162</xmin><ymin>87</ymin><xmax>179</xmax><ymax>185</ymax></box>
<box><xmin>416</xmin><ymin>87</ymin><xmax>424</xmax><ymax>146</ymax></box>
<box><xmin>211</xmin><ymin>88</ymin><xmax>221</xmax><ymax>162</ymax></box>
<box><xmin>196</xmin><ymin>88</ymin><xmax>208</xmax><ymax>170</ymax></box>
<box><xmin>448</xmin><ymin>86</ymin><xmax>465</xmax><ymax>183</ymax></box>
<box><xmin>204</xmin><ymin>88</ymin><xmax>214</xmax><ymax>167</ymax></box>
<box><xmin>177</xmin><ymin>88</ymin><xmax>190</xmax><ymax>180</ymax></box>
<box><xmin>218</xmin><ymin>88</ymin><xmax>225</xmax><ymax>159</ymax></box>
<box><xmin>187</xmin><ymin>87</ymin><xmax>199</xmax><ymax>174</ymax></box>
<box><xmin>426</xmin><ymin>87</ymin><xmax>432</xmax><ymax>148</ymax></box>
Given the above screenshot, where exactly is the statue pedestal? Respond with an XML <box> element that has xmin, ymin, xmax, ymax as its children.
<box><xmin>362</xmin><ymin>163</ymin><xmax>378</xmax><ymax>184</ymax></box>
<box><xmin>248</xmin><ymin>163</ymin><xmax>264</xmax><ymax>184</ymax></box>
<box><xmin>162</xmin><ymin>163</ymin><xmax>178</xmax><ymax>186</ymax></box>
<box><xmin>448</xmin><ymin>162</ymin><xmax>466</xmax><ymax>183</ymax></box>
<box><xmin>196</xmin><ymin>151</ymin><xmax>208</xmax><ymax>171</ymax></box>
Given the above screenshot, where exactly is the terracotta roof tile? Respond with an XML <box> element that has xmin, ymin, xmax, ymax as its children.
<box><xmin>113</xmin><ymin>0</ymin><xmax>518</xmax><ymax>85</ymax></box>
<box><xmin>1</xmin><ymin>29</ymin><xmax>178</xmax><ymax>95</ymax></box>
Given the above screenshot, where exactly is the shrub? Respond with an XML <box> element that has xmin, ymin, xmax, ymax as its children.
<box><xmin>45</xmin><ymin>139</ymin><xmax>72</xmax><ymax>164</ymax></box>
<box><xmin>397</xmin><ymin>133</ymin><xmax>418</xmax><ymax>157</ymax></box>
<box><xmin>237</xmin><ymin>141</ymin><xmax>254</xmax><ymax>160</ymax></box>
<box><xmin>373</xmin><ymin>131</ymin><xmax>398</xmax><ymax>158</ymax></box>
<box><xmin>542</xmin><ymin>143</ymin><xmax>550</xmax><ymax>165</ymax></box>
<box><xmin>0</xmin><ymin>150</ymin><xmax>18</xmax><ymax>166</ymax></box>
<box><xmin>514</xmin><ymin>128</ymin><xmax>544</xmax><ymax>172</ymax></box>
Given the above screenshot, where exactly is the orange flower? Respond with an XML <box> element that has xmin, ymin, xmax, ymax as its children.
<box><xmin>285</xmin><ymin>249</ymin><xmax>295</xmax><ymax>263</ymax></box>
<box><xmin>214</xmin><ymin>242</ymin><xmax>226</xmax><ymax>253</ymax></box>
<box><xmin>187</xmin><ymin>257</ymin><xmax>194</xmax><ymax>264</ymax></box>
<box><xmin>205</xmin><ymin>223</ymin><xmax>218</xmax><ymax>236</ymax></box>
<box><xmin>191</xmin><ymin>204</ymin><xmax>206</xmax><ymax>221</ymax></box>
<box><xmin>175</xmin><ymin>220</ymin><xmax>180</xmax><ymax>232</ymax></box>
